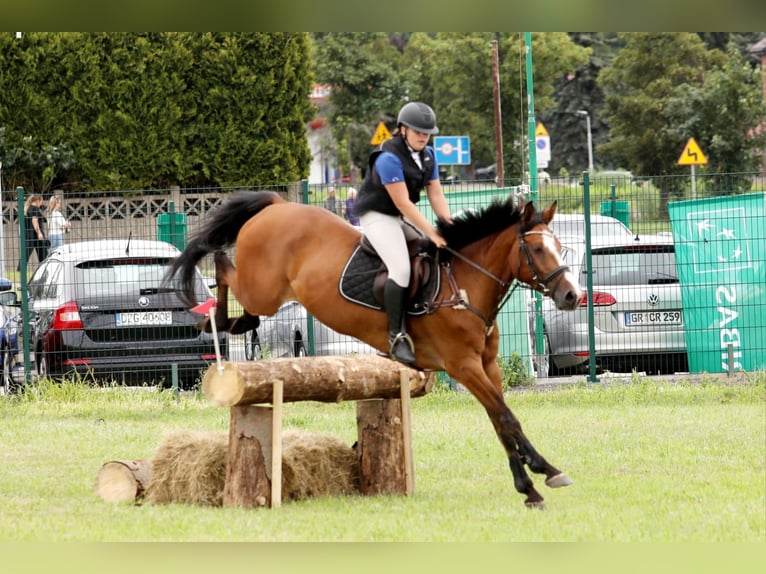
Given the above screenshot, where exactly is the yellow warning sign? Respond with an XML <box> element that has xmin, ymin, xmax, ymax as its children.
<box><xmin>678</xmin><ymin>137</ymin><xmax>708</xmax><ymax>166</ymax></box>
<box><xmin>370</xmin><ymin>122</ymin><xmax>392</xmax><ymax>145</ymax></box>
<box><xmin>535</xmin><ymin>123</ymin><xmax>549</xmax><ymax>137</ymax></box>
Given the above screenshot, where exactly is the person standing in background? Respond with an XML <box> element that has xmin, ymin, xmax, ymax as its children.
<box><xmin>343</xmin><ymin>188</ymin><xmax>360</xmax><ymax>226</ymax></box>
<box><xmin>47</xmin><ymin>195</ymin><xmax>71</xmax><ymax>250</ymax></box>
<box><xmin>19</xmin><ymin>194</ymin><xmax>48</xmax><ymax>270</ymax></box>
<box><xmin>323</xmin><ymin>187</ymin><xmax>342</xmax><ymax>216</ymax></box>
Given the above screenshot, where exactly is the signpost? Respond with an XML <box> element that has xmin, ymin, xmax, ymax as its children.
<box><xmin>535</xmin><ymin>123</ymin><xmax>550</xmax><ymax>170</ymax></box>
<box><xmin>677</xmin><ymin>137</ymin><xmax>708</xmax><ymax>199</ymax></box>
<box><xmin>370</xmin><ymin>122</ymin><xmax>392</xmax><ymax>146</ymax></box>
<box><xmin>433</xmin><ymin>136</ymin><xmax>471</xmax><ymax>165</ymax></box>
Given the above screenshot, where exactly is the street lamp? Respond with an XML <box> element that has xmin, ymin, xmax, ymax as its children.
<box><xmin>576</xmin><ymin>110</ymin><xmax>594</xmax><ymax>171</ymax></box>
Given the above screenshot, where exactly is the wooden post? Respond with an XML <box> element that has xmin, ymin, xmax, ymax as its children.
<box><xmin>222</xmin><ymin>405</ymin><xmax>273</xmax><ymax>508</ymax></box>
<box><xmin>271</xmin><ymin>380</ymin><xmax>283</xmax><ymax>509</ymax></box>
<box><xmin>400</xmin><ymin>369</ymin><xmax>414</xmax><ymax>494</ymax></box>
<box><xmin>356</xmin><ymin>398</ymin><xmax>411</xmax><ymax>495</ymax></box>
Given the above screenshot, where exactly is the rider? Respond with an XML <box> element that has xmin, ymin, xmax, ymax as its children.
<box><xmin>353</xmin><ymin>101</ymin><xmax>453</xmax><ymax>364</ymax></box>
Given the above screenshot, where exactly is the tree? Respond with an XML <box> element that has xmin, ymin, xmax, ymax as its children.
<box><xmin>403</xmin><ymin>32</ymin><xmax>589</xmax><ymax>181</ymax></box>
<box><xmin>0</xmin><ymin>32</ymin><xmax>315</xmax><ymax>192</ymax></box>
<box><xmin>665</xmin><ymin>43</ymin><xmax>766</xmax><ymax>194</ymax></box>
<box><xmin>311</xmin><ymin>33</ymin><xmax>407</xmax><ymax>181</ymax></box>
<box><xmin>597</xmin><ymin>33</ymin><xmax>725</xmax><ymax>212</ymax></box>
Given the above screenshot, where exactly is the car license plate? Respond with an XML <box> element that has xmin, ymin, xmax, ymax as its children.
<box><xmin>625</xmin><ymin>311</ymin><xmax>682</xmax><ymax>326</ymax></box>
<box><xmin>116</xmin><ymin>311</ymin><xmax>172</xmax><ymax>326</ymax></box>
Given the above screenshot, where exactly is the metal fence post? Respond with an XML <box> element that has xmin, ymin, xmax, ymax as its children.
<box><xmin>16</xmin><ymin>187</ymin><xmax>33</xmax><ymax>385</ymax></box>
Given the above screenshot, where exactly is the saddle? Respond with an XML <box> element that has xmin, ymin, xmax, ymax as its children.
<box><xmin>339</xmin><ymin>235</ymin><xmax>441</xmax><ymax>315</ymax></box>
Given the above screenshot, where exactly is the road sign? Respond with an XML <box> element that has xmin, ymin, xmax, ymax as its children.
<box><xmin>433</xmin><ymin>136</ymin><xmax>471</xmax><ymax>165</ymax></box>
<box><xmin>370</xmin><ymin>122</ymin><xmax>392</xmax><ymax>145</ymax></box>
<box><xmin>678</xmin><ymin>138</ymin><xmax>708</xmax><ymax>166</ymax></box>
<box><xmin>535</xmin><ymin>123</ymin><xmax>550</xmax><ymax>168</ymax></box>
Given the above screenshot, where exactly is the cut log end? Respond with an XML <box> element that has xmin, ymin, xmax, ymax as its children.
<box><xmin>202</xmin><ymin>361</ymin><xmax>245</xmax><ymax>406</ymax></box>
<box><xmin>94</xmin><ymin>460</ymin><xmax>152</xmax><ymax>503</ymax></box>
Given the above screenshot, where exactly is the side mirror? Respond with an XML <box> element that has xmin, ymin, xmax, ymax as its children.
<box><xmin>0</xmin><ymin>290</ymin><xmax>19</xmax><ymax>307</ymax></box>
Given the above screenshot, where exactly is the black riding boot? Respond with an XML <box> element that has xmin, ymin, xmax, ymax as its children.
<box><xmin>384</xmin><ymin>278</ymin><xmax>416</xmax><ymax>364</ymax></box>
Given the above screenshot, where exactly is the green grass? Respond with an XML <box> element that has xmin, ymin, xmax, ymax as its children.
<box><xmin>0</xmin><ymin>374</ymin><xmax>764</xmax><ymax>542</ymax></box>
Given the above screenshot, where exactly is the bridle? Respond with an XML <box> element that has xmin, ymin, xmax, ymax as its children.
<box><xmin>518</xmin><ymin>230</ymin><xmax>571</xmax><ymax>296</ymax></box>
<box><xmin>426</xmin><ymin>227</ymin><xmax>571</xmax><ymax>332</ymax></box>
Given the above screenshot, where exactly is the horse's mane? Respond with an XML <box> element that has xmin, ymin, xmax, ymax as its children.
<box><xmin>436</xmin><ymin>196</ymin><xmax>534</xmax><ymax>251</ymax></box>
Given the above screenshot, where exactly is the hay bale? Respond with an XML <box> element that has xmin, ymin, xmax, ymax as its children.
<box><xmin>143</xmin><ymin>429</ymin><xmax>359</xmax><ymax>507</ymax></box>
<box><xmin>281</xmin><ymin>430</ymin><xmax>360</xmax><ymax>501</ymax></box>
<box><xmin>145</xmin><ymin>430</ymin><xmax>228</xmax><ymax>506</ymax></box>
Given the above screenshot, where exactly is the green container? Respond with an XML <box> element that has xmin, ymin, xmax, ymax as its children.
<box><xmin>600</xmin><ymin>199</ymin><xmax>630</xmax><ymax>228</ymax></box>
<box><xmin>157</xmin><ymin>212</ymin><xmax>188</xmax><ymax>250</ymax></box>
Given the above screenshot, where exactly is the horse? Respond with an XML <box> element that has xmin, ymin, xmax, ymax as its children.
<box><xmin>166</xmin><ymin>190</ymin><xmax>583</xmax><ymax>508</ymax></box>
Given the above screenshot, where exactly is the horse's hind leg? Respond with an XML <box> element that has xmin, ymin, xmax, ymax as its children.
<box><xmin>199</xmin><ymin>250</ymin><xmax>253</xmax><ymax>334</ymax></box>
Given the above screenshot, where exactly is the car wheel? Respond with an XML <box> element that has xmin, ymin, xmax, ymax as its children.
<box><xmin>37</xmin><ymin>347</ymin><xmax>50</xmax><ymax>380</ymax></box>
<box><xmin>244</xmin><ymin>329</ymin><xmax>262</xmax><ymax>360</ymax></box>
<box><xmin>1</xmin><ymin>346</ymin><xmax>12</xmax><ymax>395</ymax></box>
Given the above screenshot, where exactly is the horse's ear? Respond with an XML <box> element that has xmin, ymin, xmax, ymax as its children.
<box><xmin>541</xmin><ymin>200</ymin><xmax>558</xmax><ymax>225</ymax></box>
<box><xmin>520</xmin><ymin>200</ymin><xmax>536</xmax><ymax>224</ymax></box>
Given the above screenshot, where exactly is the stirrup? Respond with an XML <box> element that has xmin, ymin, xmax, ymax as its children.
<box><xmin>389</xmin><ymin>332</ymin><xmax>416</xmax><ymax>364</ymax></box>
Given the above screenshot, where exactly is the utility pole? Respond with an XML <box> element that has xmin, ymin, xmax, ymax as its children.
<box><xmin>491</xmin><ymin>39</ymin><xmax>503</xmax><ymax>188</ymax></box>
<box><xmin>525</xmin><ymin>33</ymin><xmax>538</xmax><ymax>204</ymax></box>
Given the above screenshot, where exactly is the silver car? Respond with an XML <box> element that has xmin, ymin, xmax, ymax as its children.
<box><xmin>246</xmin><ymin>301</ymin><xmax>376</xmax><ymax>359</ymax></box>
<box><xmin>531</xmin><ymin>233</ymin><xmax>688</xmax><ymax>376</ymax></box>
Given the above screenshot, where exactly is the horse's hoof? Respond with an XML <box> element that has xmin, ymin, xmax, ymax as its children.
<box><xmin>525</xmin><ymin>499</ymin><xmax>546</xmax><ymax>510</ymax></box>
<box><xmin>545</xmin><ymin>473</ymin><xmax>573</xmax><ymax>488</ymax></box>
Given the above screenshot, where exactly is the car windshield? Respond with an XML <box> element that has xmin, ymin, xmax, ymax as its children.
<box><xmin>580</xmin><ymin>246</ymin><xmax>678</xmax><ymax>287</ymax></box>
<box><xmin>74</xmin><ymin>257</ymin><xmax>201</xmax><ymax>299</ymax></box>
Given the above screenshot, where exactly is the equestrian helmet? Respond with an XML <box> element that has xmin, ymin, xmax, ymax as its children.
<box><xmin>397</xmin><ymin>102</ymin><xmax>439</xmax><ymax>135</ymax></box>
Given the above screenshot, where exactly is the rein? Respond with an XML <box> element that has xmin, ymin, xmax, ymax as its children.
<box><xmin>424</xmin><ymin>230</ymin><xmax>570</xmax><ymax>333</ymax></box>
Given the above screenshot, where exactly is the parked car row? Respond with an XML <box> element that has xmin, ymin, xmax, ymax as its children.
<box><xmin>3</xmin><ymin>209</ymin><xmax>688</xmax><ymax>393</ymax></box>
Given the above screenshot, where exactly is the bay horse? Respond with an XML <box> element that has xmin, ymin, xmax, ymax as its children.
<box><xmin>166</xmin><ymin>190</ymin><xmax>583</xmax><ymax>508</ymax></box>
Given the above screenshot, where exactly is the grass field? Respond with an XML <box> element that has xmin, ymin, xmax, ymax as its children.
<box><xmin>0</xmin><ymin>373</ymin><xmax>763</xmax><ymax>543</ymax></box>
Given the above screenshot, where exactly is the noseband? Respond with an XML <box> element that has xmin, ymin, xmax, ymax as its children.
<box><xmin>518</xmin><ymin>230</ymin><xmax>571</xmax><ymax>295</ymax></box>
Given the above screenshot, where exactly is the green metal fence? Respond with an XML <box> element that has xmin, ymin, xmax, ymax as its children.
<box><xmin>3</xmin><ymin>171</ymin><xmax>765</xmax><ymax>391</ymax></box>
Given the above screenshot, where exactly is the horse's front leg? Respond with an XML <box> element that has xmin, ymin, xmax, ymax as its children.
<box><xmin>447</xmin><ymin>357</ymin><xmax>546</xmax><ymax>508</ymax></box>
<box><xmin>480</xmin><ymin>334</ymin><xmax>573</xmax><ymax>490</ymax></box>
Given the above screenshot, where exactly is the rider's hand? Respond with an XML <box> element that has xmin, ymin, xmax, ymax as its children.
<box><xmin>430</xmin><ymin>232</ymin><xmax>447</xmax><ymax>249</ymax></box>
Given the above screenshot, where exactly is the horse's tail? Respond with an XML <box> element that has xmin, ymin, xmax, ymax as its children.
<box><xmin>165</xmin><ymin>190</ymin><xmax>285</xmax><ymax>307</ymax></box>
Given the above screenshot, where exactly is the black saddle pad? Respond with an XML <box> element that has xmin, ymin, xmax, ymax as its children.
<box><xmin>338</xmin><ymin>244</ymin><xmax>440</xmax><ymax>316</ymax></box>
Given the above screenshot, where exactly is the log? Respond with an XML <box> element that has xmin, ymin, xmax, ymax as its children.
<box><xmin>202</xmin><ymin>354</ymin><xmax>433</xmax><ymax>407</ymax></box>
<box><xmin>94</xmin><ymin>459</ymin><xmax>153</xmax><ymax>503</ymax></box>
<box><xmin>356</xmin><ymin>399</ymin><xmax>410</xmax><ymax>495</ymax></box>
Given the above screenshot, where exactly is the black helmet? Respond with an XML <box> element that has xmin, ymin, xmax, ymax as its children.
<box><xmin>397</xmin><ymin>102</ymin><xmax>439</xmax><ymax>135</ymax></box>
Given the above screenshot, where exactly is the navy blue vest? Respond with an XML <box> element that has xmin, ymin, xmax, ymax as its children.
<box><xmin>354</xmin><ymin>135</ymin><xmax>434</xmax><ymax>217</ymax></box>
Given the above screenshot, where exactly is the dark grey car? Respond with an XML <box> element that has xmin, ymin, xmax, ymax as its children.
<box><xmin>27</xmin><ymin>239</ymin><xmax>227</xmax><ymax>387</ymax></box>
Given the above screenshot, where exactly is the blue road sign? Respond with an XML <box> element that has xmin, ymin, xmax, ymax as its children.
<box><xmin>433</xmin><ymin>136</ymin><xmax>471</xmax><ymax>165</ymax></box>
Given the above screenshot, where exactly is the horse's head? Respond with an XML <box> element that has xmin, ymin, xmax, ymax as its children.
<box><xmin>514</xmin><ymin>201</ymin><xmax>582</xmax><ymax>311</ymax></box>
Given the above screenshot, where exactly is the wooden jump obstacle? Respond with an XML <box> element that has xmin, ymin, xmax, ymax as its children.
<box><xmin>201</xmin><ymin>353</ymin><xmax>433</xmax><ymax>509</ymax></box>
